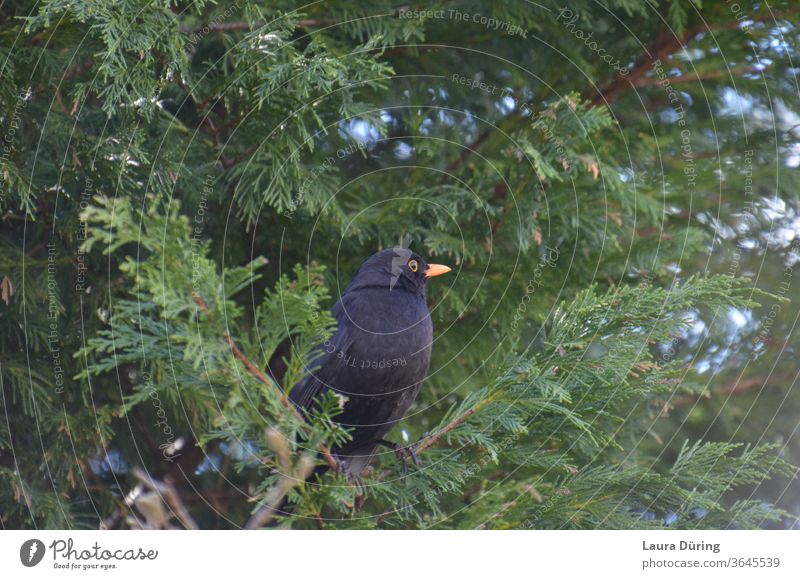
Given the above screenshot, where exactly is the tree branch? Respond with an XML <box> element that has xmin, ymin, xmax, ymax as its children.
<box><xmin>190</xmin><ymin>291</ymin><xmax>338</xmax><ymax>472</ymax></box>
<box><xmin>447</xmin><ymin>9</ymin><xmax>799</xmax><ymax>177</ymax></box>
<box><xmin>665</xmin><ymin>372</ymin><xmax>795</xmax><ymax>410</ymax></box>
<box><xmin>632</xmin><ymin>65</ymin><xmax>770</xmax><ymax>87</ymax></box>
<box><xmin>413</xmin><ymin>394</ymin><xmax>497</xmax><ymax>455</ymax></box>
<box><xmin>589</xmin><ymin>8</ymin><xmax>800</xmax><ymax>107</ymax></box>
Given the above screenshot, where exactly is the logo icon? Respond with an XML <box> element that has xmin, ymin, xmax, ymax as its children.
<box><xmin>20</xmin><ymin>539</ymin><xmax>45</xmax><ymax>567</ymax></box>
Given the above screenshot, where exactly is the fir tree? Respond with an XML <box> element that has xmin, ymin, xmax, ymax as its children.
<box><xmin>1</xmin><ymin>0</ymin><xmax>797</xmax><ymax>529</ymax></box>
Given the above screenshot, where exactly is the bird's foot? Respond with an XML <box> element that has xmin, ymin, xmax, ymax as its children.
<box><xmin>378</xmin><ymin>439</ymin><xmax>419</xmax><ymax>473</ymax></box>
<box><xmin>332</xmin><ymin>455</ymin><xmax>351</xmax><ymax>479</ymax></box>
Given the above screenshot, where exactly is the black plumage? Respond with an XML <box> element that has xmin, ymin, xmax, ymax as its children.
<box><xmin>271</xmin><ymin>248</ymin><xmax>451</xmax><ymax>477</ymax></box>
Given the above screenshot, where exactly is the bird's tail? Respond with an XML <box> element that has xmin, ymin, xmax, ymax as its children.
<box><xmin>334</xmin><ymin>445</ymin><xmax>377</xmax><ymax>478</ymax></box>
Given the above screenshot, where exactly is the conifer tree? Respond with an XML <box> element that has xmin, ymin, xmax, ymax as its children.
<box><xmin>1</xmin><ymin>0</ymin><xmax>797</xmax><ymax>529</ymax></box>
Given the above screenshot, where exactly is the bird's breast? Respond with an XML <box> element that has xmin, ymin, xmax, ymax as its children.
<box><xmin>340</xmin><ymin>287</ymin><xmax>431</xmax><ymax>334</ymax></box>
<box><xmin>335</xmin><ymin>288</ymin><xmax>433</xmax><ymax>396</ymax></box>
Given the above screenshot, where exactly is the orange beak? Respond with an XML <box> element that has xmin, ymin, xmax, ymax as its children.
<box><xmin>425</xmin><ymin>263</ymin><xmax>452</xmax><ymax>278</ymax></box>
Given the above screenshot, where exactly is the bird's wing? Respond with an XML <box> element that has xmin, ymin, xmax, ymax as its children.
<box><xmin>287</xmin><ymin>300</ymin><xmax>354</xmax><ymax>410</ymax></box>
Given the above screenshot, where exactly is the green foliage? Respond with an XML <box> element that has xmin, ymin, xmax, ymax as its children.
<box><xmin>1</xmin><ymin>0</ymin><xmax>797</xmax><ymax>529</ymax></box>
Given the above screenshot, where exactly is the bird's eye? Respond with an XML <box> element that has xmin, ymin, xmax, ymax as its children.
<box><xmin>407</xmin><ymin>259</ymin><xmax>419</xmax><ymax>273</ymax></box>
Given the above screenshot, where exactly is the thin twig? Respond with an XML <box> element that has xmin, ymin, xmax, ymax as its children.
<box><xmin>178</xmin><ymin>19</ymin><xmax>335</xmax><ymax>35</ymax></box>
<box><xmin>190</xmin><ymin>290</ymin><xmax>338</xmax><ymax>471</ymax></box>
<box><xmin>132</xmin><ymin>468</ymin><xmax>199</xmax><ymax>530</ymax></box>
<box><xmin>224</xmin><ymin>334</ymin><xmax>282</xmax><ymax>396</ymax></box>
<box><xmin>244</xmin><ymin>430</ymin><xmax>315</xmax><ymax>529</ymax></box>
<box><xmin>413</xmin><ymin>394</ymin><xmax>497</xmax><ymax>455</ymax></box>
<box><xmin>590</xmin><ymin>8</ymin><xmax>800</xmax><ymax>107</ymax></box>
<box><xmin>667</xmin><ymin>372</ymin><xmax>794</xmax><ymax>409</ymax></box>
<box><xmin>244</xmin><ymin>460</ymin><xmax>315</xmax><ymax>528</ymax></box>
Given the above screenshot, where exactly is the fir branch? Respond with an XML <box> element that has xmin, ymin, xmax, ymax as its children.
<box><xmin>190</xmin><ymin>291</ymin><xmax>338</xmax><ymax>472</ymax></box>
<box><xmin>589</xmin><ymin>7</ymin><xmax>800</xmax><ymax>106</ymax></box>
<box><xmin>414</xmin><ymin>394</ymin><xmax>497</xmax><ymax>455</ymax></box>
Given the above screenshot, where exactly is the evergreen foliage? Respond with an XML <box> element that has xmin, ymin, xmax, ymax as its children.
<box><xmin>1</xmin><ymin>0</ymin><xmax>797</xmax><ymax>529</ymax></box>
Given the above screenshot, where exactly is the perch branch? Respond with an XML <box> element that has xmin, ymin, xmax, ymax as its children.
<box><xmin>413</xmin><ymin>394</ymin><xmax>497</xmax><ymax>455</ymax></box>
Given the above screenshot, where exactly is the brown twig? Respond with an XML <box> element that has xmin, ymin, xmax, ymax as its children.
<box><xmin>224</xmin><ymin>334</ymin><xmax>281</xmax><ymax>393</ymax></box>
<box><xmin>243</xmin><ymin>457</ymin><xmax>315</xmax><ymax>529</ymax></box>
<box><xmin>59</xmin><ymin>57</ymin><xmax>95</xmax><ymax>82</ymax></box>
<box><xmin>190</xmin><ymin>290</ymin><xmax>338</xmax><ymax>471</ymax></box>
<box><xmin>590</xmin><ymin>8</ymin><xmax>800</xmax><ymax>107</ymax></box>
<box><xmin>632</xmin><ymin>65</ymin><xmax>771</xmax><ymax>88</ymax></box>
<box><xmin>665</xmin><ymin>372</ymin><xmax>794</xmax><ymax>410</ymax></box>
<box><xmin>588</xmin><ymin>29</ymin><xmax>687</xmax><ymax>107</ymax></box>
<box><xmin>55</xmin><ymin>90</ymin><xmax>70</xmax><ymax>115</ymax></box>
<box><xmin>132</xmin><ymin>468</ymin><xmax>199</xmax><ymax>530</ymax></box>
<box><xmin>220</xmin><ymin>147</ymin><xmax>256</xmax><ymax>170</ymax></box>
<box><xmin>244</xmin><ymin>429</ymin><xmax>316</xmax><ymax>529</ymax></box>
<box><xmin>446</xmin><ymin>9</ymin><xmax>799</xmax><ymax>179</ymax></box>
<box><xmin>413</xmin><ymin>394</ymin><xmax>497</xmax><ymax>455</ymax></box>
<box><xmin>443</xmin><ymin>130</ymin><xmax>491</xmax><ymax>178</ymax></box>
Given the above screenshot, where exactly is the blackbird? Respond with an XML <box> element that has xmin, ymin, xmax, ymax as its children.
<box><xmin>272</xmin><ymin>248</ymin><xmax>451</xmax><ymax>477</ymax></box>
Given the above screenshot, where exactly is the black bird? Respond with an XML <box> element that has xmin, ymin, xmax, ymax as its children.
<box><xmin>273</xmin><ymin>248</ymin><xmax>451</xmax><ymax>477</ymax></box>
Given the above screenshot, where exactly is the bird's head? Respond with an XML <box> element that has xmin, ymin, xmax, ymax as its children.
<box><xmin>345</xmin><ymin>248</ymin><xmax>451</xmax><ymax>296</ymax></box>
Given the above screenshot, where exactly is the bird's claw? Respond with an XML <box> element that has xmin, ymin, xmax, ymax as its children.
<box><xmin>403</xmin><ymin>445</ymin><xmax>420</xmax><ymax>467</ymax></box>
<box><xmin>379</xmin><ymin>440</ymin><xmax>419</xmax><ymax>473</ymax></box>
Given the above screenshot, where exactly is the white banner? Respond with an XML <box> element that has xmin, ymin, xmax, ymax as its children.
<box><xmin>1</xmin><ymin>531</ymin><xmax>798</xmax><ymax>578</ymax></box>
